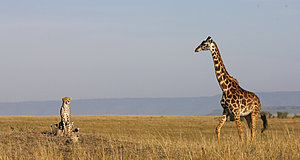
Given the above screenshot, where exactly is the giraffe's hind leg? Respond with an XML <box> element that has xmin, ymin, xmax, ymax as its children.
<box><xmin>251</xmin><ymin>110</ymin><xmax>259</xmax><ymax>142</ymax></box>
<box><xmin>216</xmin><ymin>109</ymin><xmax>228</xmax><ymax>144</ymax></box>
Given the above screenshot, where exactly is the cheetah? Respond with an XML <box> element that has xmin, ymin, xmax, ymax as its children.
<box><xmin>50</xmin><ymin>122</ymin><xmax>80</xmax><ymax>142</ymax></box>
<box><xmin>60</xmin><ymin>97</ymin><xmax>72</xmax><ymax>137</ymax></box>
<box><xmin>68</xmin><ymin>128</ymin><xmax>80</xmax><ymax>143</ymax></box>
<box><xmin>50</xmin><ymin>121</ymin><xmax>64</xmax><ymax>136</ymax></box>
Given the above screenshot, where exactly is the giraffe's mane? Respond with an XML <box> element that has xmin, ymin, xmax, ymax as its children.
<box><xmin>228</xmin><ymin>75</ymin><xmax>239</xmax><ymax>85</ymax></box>
<box><xmin>211</xmin><ymin>41</ymin><xmax>239</xmax><ymax>86</ymax></box>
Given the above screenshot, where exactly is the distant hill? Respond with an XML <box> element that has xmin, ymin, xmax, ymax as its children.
<box><xmin>256</xmin><ymin>91</ymin><xmax>300</xmax><ymax>107</ymax></box>
<box><xmin>0</xmin><ymin>91</ymin><xmax>299</xmax><ymax>116</ymax></box>
<box><xmin>262</xmin><ymin>106</ymin><xmax>300</xmax><ymax>115</ymax></box>
<box><xmin>207</xmin><ymin>91</ymin><xmax>300</xmax><ymax>115</ymax></box>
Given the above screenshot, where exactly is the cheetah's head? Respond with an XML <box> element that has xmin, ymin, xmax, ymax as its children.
<box><xmin>62</xmin><ymin>97</ymin><xmax>71</xmax><ymax>105</ymax></box>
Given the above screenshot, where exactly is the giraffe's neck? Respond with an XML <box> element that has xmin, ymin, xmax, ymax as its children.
<box><xmin>210</xmin><ymin>41</ymin><xmax>237</xmax><ymax>92</ymax></box>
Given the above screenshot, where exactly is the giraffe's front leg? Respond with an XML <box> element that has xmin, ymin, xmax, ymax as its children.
<box><xmin>216</xmin><ymin>109</ymin><xmax>228</xmax><ymax>144</ymax></box>
<box><xmin>234</xmin><ymin>114</ymin><xmax>244</xmax><ymax>143</ymax></box>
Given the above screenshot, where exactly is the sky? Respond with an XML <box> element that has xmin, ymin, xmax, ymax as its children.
<box><xmin>0</xmin><ymin>0</ymin><xmax>299</xmax><ymax>102</ymax></box>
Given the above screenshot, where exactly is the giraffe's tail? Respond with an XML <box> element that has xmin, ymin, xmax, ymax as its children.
<box><xmin>261</xmin><ymin>113</ymin><xmax>268</xmax><ymax>133</ymax></box>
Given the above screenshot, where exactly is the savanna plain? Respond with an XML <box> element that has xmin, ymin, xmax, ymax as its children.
<box><xmin>0</xmin><ymin>115</ymin><xmax>299</xmax><ymax>160</ymax></box>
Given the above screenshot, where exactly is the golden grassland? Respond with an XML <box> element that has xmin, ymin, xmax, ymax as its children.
<box><xmin>0</xmin><ymin>115</ymin><xmax>299</xmax><ymax>159</ymax></box>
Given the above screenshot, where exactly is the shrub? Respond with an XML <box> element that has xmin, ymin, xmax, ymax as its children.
<box><xmin>293</xmin><ymin>114</ymin><xmax>300</xmax><ymax>119</ymax></box>
<box><xmin>261</xmin><ymin>111</ymin><xmax>273</xmax><ymax>118</ymax></box>
<box><xmin>277</xmin><ymin>112</ymin><xmax>288</xmax><ymax>118</ymax></box>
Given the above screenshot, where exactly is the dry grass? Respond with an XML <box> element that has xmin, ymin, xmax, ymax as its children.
<box><xmin>0</xmin><ymin>115</ymin><xmax>299</xmax><ymax>159</ymax></box>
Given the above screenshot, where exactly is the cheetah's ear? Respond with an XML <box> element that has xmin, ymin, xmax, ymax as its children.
<box><xmin>61</xmin><ymin>97</ymin><xmax>65</xmax><ymax>100</ymax></box>
<box><xmin>69</xmin><ymin>97</ymin><xmax>71</xmax><ymax>100</ymax></box>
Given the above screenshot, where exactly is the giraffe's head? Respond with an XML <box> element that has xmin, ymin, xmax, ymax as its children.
<box><xmin>62</xmin><ymin>97</ymin><xmax>71</xmax><ymax>105</ymax></box>
<box><xmin>195</xmin><ymin>36</ymin><xmax>213</xmax><ymax>52</ymax></box>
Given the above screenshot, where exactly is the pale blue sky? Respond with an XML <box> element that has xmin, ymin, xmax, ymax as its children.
<box><xmin>0</xmin><ymin>0</ymin><xmax>299</xmax><ymax>102</ymax></box>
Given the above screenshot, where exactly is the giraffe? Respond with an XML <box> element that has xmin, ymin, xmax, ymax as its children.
<box><xmin>194</xmin><ymin>36</ymin><xmax>267</xmax><ymax>143</ymax></box>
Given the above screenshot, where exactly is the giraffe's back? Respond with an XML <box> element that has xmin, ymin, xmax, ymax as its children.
<box><xmin>223</xmin><ymin>87</ymin><xmax>261</xmax><ymax>116</ymax></box>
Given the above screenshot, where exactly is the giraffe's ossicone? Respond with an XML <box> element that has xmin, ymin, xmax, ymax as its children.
<box><xmin>195</xmin><ymin>36</ymin><xmax>267</xmax><ymax>143</ymax></box>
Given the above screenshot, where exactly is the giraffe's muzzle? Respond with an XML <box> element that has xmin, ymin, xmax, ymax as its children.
<box><xmin>195</xmin><ymin>47</ymin><xmax>201</xmax><ymax>52</ymax></box>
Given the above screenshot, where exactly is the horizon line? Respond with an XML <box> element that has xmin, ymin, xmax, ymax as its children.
<box><xmin>0</xmin><ymin>90</ymin><xmax>299</xmax><ymax>104</ymax></box>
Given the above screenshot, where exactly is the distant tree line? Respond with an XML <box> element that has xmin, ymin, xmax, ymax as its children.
<box><xmin>260</xmin><ymin>111</ymin><xmax>289</xmax><ymax>119</ymax></box>
<box><xmin>225</xmin><ymin>111</ymin><xmax>299</xmax><ymax>121</ymax></box>
<box><xmin>261</xmin><ymin>112</ymin><xmax>274</xmax><ymax>118</ymax></box>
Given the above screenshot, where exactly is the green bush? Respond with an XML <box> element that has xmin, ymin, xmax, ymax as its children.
<box><xmin>277</xmin><ymin>112</ymin><xmax>288</xmax><ymax>118</ymax></box>
<box><xmin>293</xmin><ymin>114</ymin><xmax>300</xmax><ymax>119</ymax></box>
<box><xmin>261</xmin><ymin>111</ymin><xmax>273</xmax><ymax>118</ymax></box>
